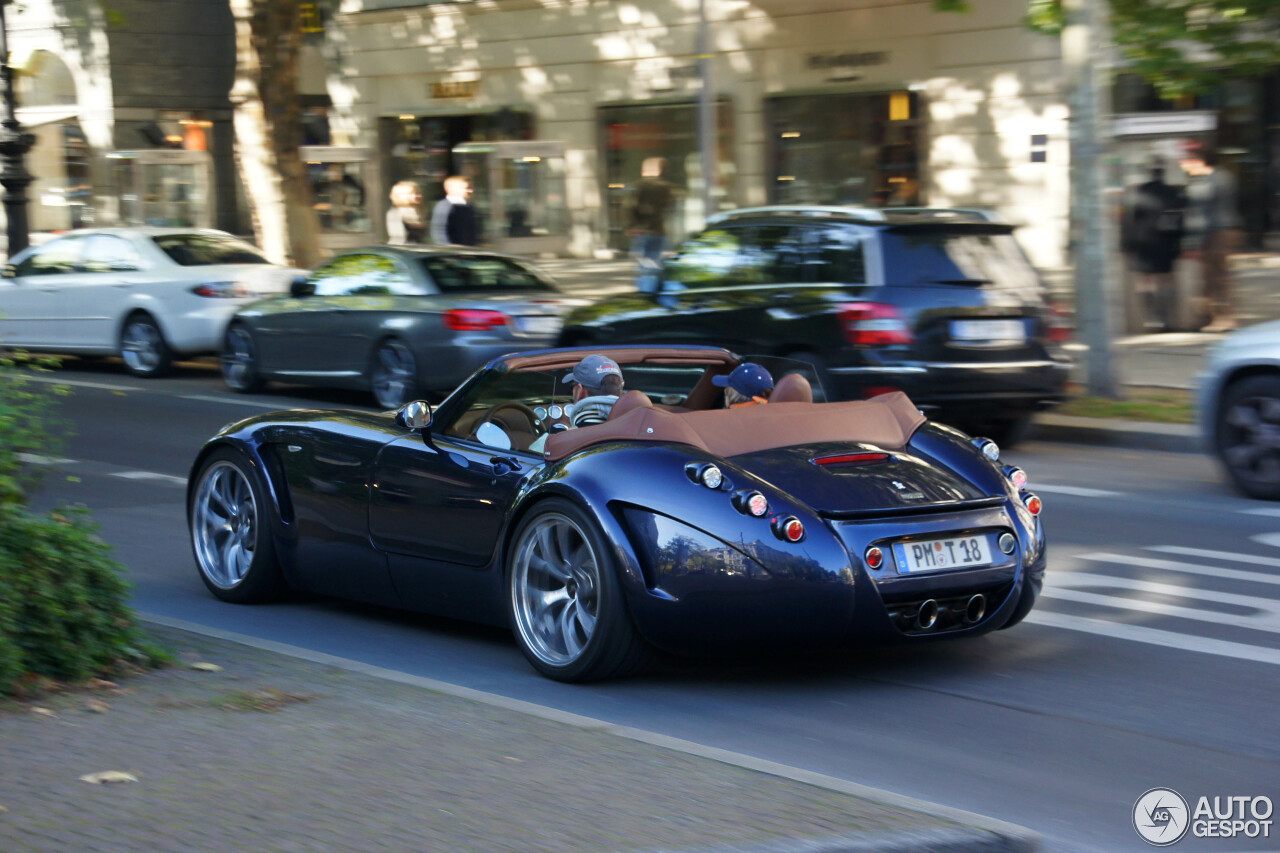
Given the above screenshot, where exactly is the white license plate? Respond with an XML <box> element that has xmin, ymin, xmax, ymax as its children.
<box><xmin>950</xmin><ymin>319</ymin><xmax>1026</xmax><ymax>344</ymax></box>
<box><xmin>516</xmin><ymin>315</ymin><xmax>563</xmax><ymax>336</ymax></box>
<box><xmin>893</xmin><ymin>535</ymin><xmax>993</xmax><ymax>573</ymax></box>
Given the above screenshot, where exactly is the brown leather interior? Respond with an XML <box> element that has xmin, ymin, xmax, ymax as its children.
<box><xmin>504</xmin><ymin>347</ymin><xmax>737</xmax><ymax>373</ymax></box>
<box><xmin>543</xmin><ymin>391</ymin><xmax>926</xmax><ymax>461</ymax></box>
<box><xmin>609</xmin><ymin>389</ymin><xmax>653</xmax><ymax>420</ymax></box>
<box><xmin>771</xmin><ymin>373</ymin><xmax>813</xmax><ymax>404</ymax></box>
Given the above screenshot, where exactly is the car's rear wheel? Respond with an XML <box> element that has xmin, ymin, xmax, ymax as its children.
<box><xmin>370</xmin><ymin>338</ymin><xmax>418</xmax><ymax>409</ymax></box>
<box><xmin>119</xmin><ymin>312</ymin><xmax>173</xmax><ymax>377</ymax></box>
<box><xmin>1216</xmin><ymin>374</ymin><xmax>1280</xmax><ymax>500</ymax></box>
<box><xmin>189</xmin><ymin>447</ymin><xmax>284</xmax><ymax>602</ymax></box>
<box><xmin>507</xmin><ymin>498</ymin><xmax>649</xmax><ymax>682</ymax></box>
<box><xmin>222</xmin><ymin>324</ymin><xmax>264</xmax><ymax>393</ymax></box>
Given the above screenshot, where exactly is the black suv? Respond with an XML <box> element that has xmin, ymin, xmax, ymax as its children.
<box><xmin>559</xmin><ymin>206</ymin><xmax>1070</xmax><ymax>441</ymax></box>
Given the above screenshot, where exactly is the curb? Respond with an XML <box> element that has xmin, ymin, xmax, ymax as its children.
<box><xmin>138</xmin><ymin>613</ymin><xmax>1041</xmax><ymax>853</ymax></box>
<box><xmin>1030</xmin><ymin>412</ymin><xmax>1200</xmax><ymax>454</ymax></box>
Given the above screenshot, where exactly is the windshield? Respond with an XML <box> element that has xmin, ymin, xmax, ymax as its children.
<box><xmin>152</xmin><ymin>234</ymin><xmax>270</xmax><ymax>266</ymax></box>
<box><xmin>880</xmin><ymin>229</ymin><xmax>1039</xmax><ymax>289</ymax></box>
<box><xmin>418</xmin><ymin>255</ymin><xmax>557</xmax><ymax>294</ymax></box>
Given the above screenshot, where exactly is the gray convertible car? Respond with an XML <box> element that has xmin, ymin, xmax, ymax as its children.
<box><xmin>221</xmin><ymin>246</ymin><xmax>583</xmax><ymax>408</ymax></box>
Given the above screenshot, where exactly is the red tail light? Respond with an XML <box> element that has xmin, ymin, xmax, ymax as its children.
<box><xmin>813</xmin><ymin>452</ymin><xmax>889</xmax><ymax>467</ymax></box>
<box><xmin>838</xmin><ymin>302</ymin><xmax>913</xmax><ymax>346</ymax></box>
<box><xmin>1023</xmin><ymin>494</ymin><xmax>1042</xmax><ymax>517</ymax></box>
<box><xmin>444</xmin><ymin>309</ymin><xmax>509</xmax><ymax>331</ymax></box>
<box><xmin>1046</xmin><ymin>302</ymin><xmax>1073</xmax><ymax>343</ymax></box>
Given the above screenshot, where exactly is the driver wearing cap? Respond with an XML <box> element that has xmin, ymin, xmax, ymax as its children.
<box><xmin>566</xmin><ymin>354</ymin><xmax>625</xmax><ymax>427</ymax></box>
<box><xmin>713</xmin><ymin>362</ymin><xmax>774</xmax><ymax>408</ymax></box>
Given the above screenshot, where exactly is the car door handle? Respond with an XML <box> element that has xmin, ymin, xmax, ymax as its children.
<box><xmin>490</xmin><ymin>456</ymin><xmax>522</xmax><ymax>472</ymax></box>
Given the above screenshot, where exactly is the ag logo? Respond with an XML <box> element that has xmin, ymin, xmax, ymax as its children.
<box><xmin>1134</xmin><ymin>788</ymin><xmax>1190</xmax><ymax>846</ymax></box>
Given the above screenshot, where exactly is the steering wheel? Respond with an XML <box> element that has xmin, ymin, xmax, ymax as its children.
<box><xmin>477</xmin><ymin>401</ymin><xmax>545</xmax><ymax>437</ymax></box>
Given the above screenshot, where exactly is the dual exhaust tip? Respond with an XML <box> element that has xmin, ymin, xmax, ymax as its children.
<box><xmin>914</xmin><ymin>594</ymin><xmax>986</xmax><ymax>630</ymax></box>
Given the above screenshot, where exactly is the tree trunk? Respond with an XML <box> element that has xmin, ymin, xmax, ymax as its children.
<box><xmin>229</xmin><ymin>0</ymin><xmax>320</xmax><ymax>268</ymax></box>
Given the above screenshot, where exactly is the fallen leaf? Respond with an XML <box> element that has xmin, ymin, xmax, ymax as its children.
<box><xmin>84</xmin><ymin>699</ymin><xmax>109</xmax><ymax>714</ymax></box>
<box><xmin>86</xmin><ymin>679</ymin><xmax>117</xmax><ymax>690</ymax></box>
<box><xmin>503</xmin><ymin>756</ymin><xmax>523</xmax><ymax>762</ymax></box>
<box><xmin>31</xmin><ymin>707</ymin><xmax>56</xmax><ymax>717</ymax></box>
<box><xmin>79</xmin><ymin>771</ymin><xmax>138</xmax><ymax>785</ymax></box>
<box><xmin>190</xmin><ymin>662</ymin><xmax>223</xmax><ymax>672</ymax></box>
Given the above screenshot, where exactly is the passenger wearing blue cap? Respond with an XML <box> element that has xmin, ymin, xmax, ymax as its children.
<box><xmin>566</xmin><ymin>353</ymin><xmax>626</xmax><ymax>426</ymax></box>
<box><xmin>713</xmin><ymin>362</ymin><xmax>773</xmax><ymax>408</ymax></box>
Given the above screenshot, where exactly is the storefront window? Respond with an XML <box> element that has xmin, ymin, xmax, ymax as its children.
<box><xmin>309</xmin><ymin>161</ymin><xmax>371</xmax><ymax>234</ymax></box>
<box><xmin>766</xmin><ymin>91</ymin><xmax>922</xmax><ymax>208</ymax></box>
<box><xmin>598</xmin><ymin>99</ymin><xmax>735</xmax><ymax>250</ymax></box>
<box><xmin>379</xmin><ymin>109</ymin><xmax>534</xmax><ymax>205</ymax></box>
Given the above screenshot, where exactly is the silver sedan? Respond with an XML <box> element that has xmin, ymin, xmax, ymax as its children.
<box><xmin>1197</xmin><ymin>318</ymin><xmax>1280</xmax><ymax>499</ymax></box>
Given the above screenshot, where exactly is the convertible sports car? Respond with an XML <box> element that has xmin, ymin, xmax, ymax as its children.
<box><xmin>188</xmin><ymin>346</ymin><xmax>1046</xmax><ymax>682</ymax></box>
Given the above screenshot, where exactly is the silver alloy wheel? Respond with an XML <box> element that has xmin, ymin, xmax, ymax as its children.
<box><xmin>510</xmin><ymin>512</ymin><xmax>600</xmax><ymax>667</ymax></box>
<box><xmin>371</xmin><ymin>340</ymin><xmax>416</xmax><ymax>409</ymax></box>
<box><xmin>191</xmin><ymin>460</ymin><xmax>259</xmax><ymax>590</ymax></box>
<box><xmin>121</xmin><ymin>317</ymin><xmax>165</xmax><ymax>374</ymax></box>
<box><xmin>1223</xmin><ymin>393</ymin><xmax>1280</xmax><ymax>486</ymax></box>
<box><xmin>222</xmin><ymin>326</ymin><xmax>257</xmax><ymax>390</ymax></box>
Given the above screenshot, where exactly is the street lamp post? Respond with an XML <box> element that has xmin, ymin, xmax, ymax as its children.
<box><xmin>0</xmin><ymin>1</ymin><xmax>35</xmax><ymax>257</ymax></box>
<box><xmin>696</xmin><ymin>0</ymin><xmax>716</xmax><ymax>222</ymax></box>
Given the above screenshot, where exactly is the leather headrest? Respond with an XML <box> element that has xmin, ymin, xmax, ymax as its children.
<box><xmin>771</xmin><ymin>372</ymin><xmax>813</xmax><ymax>404</ymax></box>
<box><xmin>608</xmin><ymin>389</ymin><xmax>653</xmax><ymax>420</ymax></box>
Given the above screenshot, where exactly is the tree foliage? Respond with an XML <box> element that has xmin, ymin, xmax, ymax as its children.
<box><xmin>1027</xmin><ymin>0</ymin><xmax>1280</xmax><ymax>97</ymax></box>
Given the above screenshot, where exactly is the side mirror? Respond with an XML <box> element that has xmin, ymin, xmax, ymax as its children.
<box><xmin>396</xmin><ymin>400</ymin><xmax>432</xmax><ymax>430</ymax></box>
<box><xmin>289</xmin><ymin>276</ymin><xmax>314</xmax><ymax>298</ymax></box>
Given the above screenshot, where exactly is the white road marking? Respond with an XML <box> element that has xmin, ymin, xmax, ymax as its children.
<box><xmin>179</xmin><ymin>394</ymin><xmax>293</xmax><ymax>409</ymax></box>
<box><xmin>1255</xmin><ymin>532</ymin><xmax>1280</xmax><ymax>550</ymax></box>
<box><xmin>1024</xmin><ymin>611</ymin><xmax>1280</xmax><ymax>666</ymax></box>
<box><xmin>1030</xmin><ymin>484</ymin><xmax>1124</xmax><ymax>498</ymax></box>
<box><xmin>16</xmin><ymin>452</ymin><xmax>75</xmax><ymax>466</ymax></box>
<box><xmin>1042</xmin><ymin>572</ymin><xmax>1280</xmax><ymax>632</ymax></box>
<box><xmin>1085</xmin><ymin>551</ymin><xmax>1280</xmax><ymax>584</ymax></box>
<box><xmin>1244</xmin><ymin>507</ymin><xmax>1280</xmax><ymax>517</ymax></box>
<box><xmin>113</xmin><ymin>471</ymin><xmax>187</xmax><ymax>487</ymax></box>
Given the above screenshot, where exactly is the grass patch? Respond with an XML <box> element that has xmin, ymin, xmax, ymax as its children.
<box><xmin>1056</xmin><ymin>386</ymin><xmax>1194</xmax><ymax>423</ymax></box>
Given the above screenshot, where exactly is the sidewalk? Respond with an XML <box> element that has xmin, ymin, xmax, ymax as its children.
<box><xmin>0</xmin><ymin>622</ymin><xmax>1038</xmax><ymax>853</ymax></box>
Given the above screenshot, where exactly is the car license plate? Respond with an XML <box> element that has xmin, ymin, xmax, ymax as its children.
<box><xmin>950</xmin><ymin>319</ymin><xmax>1026</xmax><ymax>345</ymax></box>
<box><xmin>893</xmin><ymin>535</ymin><xmax>993</xmax><ymax>573</ymax></box>
<box><xmin>516</xmin><ymin>315</ymin><xmax>563</xmax><ymax>336</ymax></box>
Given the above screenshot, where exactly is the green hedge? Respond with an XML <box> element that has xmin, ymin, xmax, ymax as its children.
<box><xmin>0</xmin><ymin>354</ymin><xmax>164</xmax><ymax>696</ymax></box>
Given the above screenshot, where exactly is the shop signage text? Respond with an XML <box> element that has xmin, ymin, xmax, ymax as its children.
<box><xmin>807</xmin><ymin>51</ymin><xmax>889</xmax><ymax>70</ymax></box>
<box><xmin>431</xmin><ymin>80</ymin><xmax>481</xmax><ymax>101</ymax></box>
<box><xmin>1112</xmin><ymin>111</ymin><xmax>1216</xmax><ymax>137</ymax></box>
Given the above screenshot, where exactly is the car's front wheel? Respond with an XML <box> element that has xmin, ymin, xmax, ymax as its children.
<box><xmin>369</xmin><ymin>338</ymin><xmax>418</xmax><ymax>409</ymax></box>
<box><xmin>507</xmin><ymin>499</ymin><xmax>649</xmax><ymax>682</ymax></box>
<box><xmin>119</xmin><ymin>312</ymin><xmax>173</xmax><ymax>377</ymax></box>
<box><xmin>222</xmin><ymin>324</ymin><xmax>264</xmax><ymax>393</ymax></box>
<box><xmin>1216</xmin><ymin>374</ymin><xmax>1280</xmax><ymax>500</ymax></box>
<box><xmin>189</xmin><ymin>447</ymin><xmax>285</xmax><ymax>602</ymax></box>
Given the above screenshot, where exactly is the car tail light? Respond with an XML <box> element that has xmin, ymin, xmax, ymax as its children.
<box><xmin>773</xmin><ymin>516</ymin><xmax>805</xmax><ymax>542</ymax></box>
<box><xmin>1046</xmin><ymin>301</ymin><xmax>1073</xmax><ymax>343</ymax></box>
<box><xmin>733</xmin><ymin>490</ymin><xmax>769</xmax><ymax>517</ymax></box>
<box><xmin>1023</xmin><ymin>493</ymin><xmax>1042</xmax><ymax>516</ymax></box>
<box><xmin>1003</xmin><ymin>466</ymin><xmax>1027</xmax><ymax>489</ymax></box>
<box><xmin>444</xmin><ymin>309</ymin><xmax>509</xmax><ymax>331</ymax></box>
<box><xmin>973</xmin><ymin>438</ymin><xmax>1000</xmax><ymax>462</ymax></box>
<box><xmin>191</xmin><ymin>281</ymin><xmax>245</xmax><ymax>298</ymax></box>
<box><xmin>864</xmin><ymin>546</ymin><xmax>884</xmax><ymax>569</ymax></box>
<box><xmin>838</xmin><ymin>302</ymin><xmax>913</xmax><ymax>346</ymax></box>
<box><xmin>813</xmin><ymin>452</ymin><xmax>889</xmax><ymax>468</ymax></box>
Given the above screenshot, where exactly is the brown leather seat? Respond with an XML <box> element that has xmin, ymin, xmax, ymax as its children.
<box><xmin>608</xmin><ymin>389</ymin><xmax>653</xmax><ymax>421</ymax></box>
<box><xmin>771</xmin><ymin>372</ymin><xmax>813</xmax><ymax>404</ymax></box>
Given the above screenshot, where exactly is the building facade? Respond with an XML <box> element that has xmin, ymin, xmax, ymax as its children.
<box><xmin>327</xmin><ymin>0</ymin><xmax>1071</xmax><ymax>266</ymax></box>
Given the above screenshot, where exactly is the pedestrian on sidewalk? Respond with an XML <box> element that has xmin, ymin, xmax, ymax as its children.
<box><xmin>626</xmin><ymin>157</ymin><xmax>675</xmax><ymax>293</ymax></box>
<box><xmin>1180</xmin><ymin>145</ymin><xmax>1242</xmax><ymax>331</ymax></box>
<box><xmin>1121</xmin><ymin>161</ymin><xmax>1184</xmax><ymax>332</ymax></box>
<box><xmin>386</xmin><ymin>181</ymin><xmax>426</xmax><ymax>245</ymax></box>
<box><xmin>430</xmin><ymin>175</ymin><xmax>479</xmax><ymax>246</ymax></box>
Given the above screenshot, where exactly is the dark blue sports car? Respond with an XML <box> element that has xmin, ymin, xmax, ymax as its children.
<box><xmin>187</xmin><ymin>346</ymin><xmax>1045</xmax><ymax>682</ymax></box>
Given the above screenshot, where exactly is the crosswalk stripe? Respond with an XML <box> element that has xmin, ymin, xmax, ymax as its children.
<box><xmin>1243</xmin><ymin>507</ymin><xmax>1280</xmax><ymax>517</ymax></box>
<box><xmin>1083</xmin><ymin>551</ymin><xmax>1280</xmax><ymax>585</ymax></box>
<box><xmin>1042</xmin><ymin>572</ymin><xmax>1280</xmax><ymax>632</ymax></box>
<box><xmin>1024</xmin><ymin>611</ymin><xmax>1280</xmax><ymax>666</ymax></box>
<box><xmin>1029</xmin><ymin>484</ymin><xmax>1123</xmax><ymax>498</ymax></box>
<box><xmin>112</xmin><ymin>471</ymin><xmax>187</xmax><ymax>487</ymax></box>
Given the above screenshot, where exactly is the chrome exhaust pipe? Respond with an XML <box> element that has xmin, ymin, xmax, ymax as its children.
<box><xmin>916</xmin><ymin>599</ymin><xmax>939</xmax><ymax>630</ymax></box>
<box><xmin>964</xmin><ymin>594</ymin><xmax>986</xmax><ymax>625</ymax></box>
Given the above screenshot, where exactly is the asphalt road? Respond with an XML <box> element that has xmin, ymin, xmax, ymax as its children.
<box><xmin>21</xmin><ymin>357</ymin><xmax>1280</xmax><ymax>853</ymax></box>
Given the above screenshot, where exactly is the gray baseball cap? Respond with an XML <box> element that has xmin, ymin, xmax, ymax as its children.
<box><xmin>566</xmin><ymin>354</ymin><xmax>623</xmax><ymax>391</ymax></box>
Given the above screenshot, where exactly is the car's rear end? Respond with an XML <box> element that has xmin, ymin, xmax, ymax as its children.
<box><xmin>826</xmin><ymin>214</ymin><xmax>1071</xmax><ymax>430</ymax></box>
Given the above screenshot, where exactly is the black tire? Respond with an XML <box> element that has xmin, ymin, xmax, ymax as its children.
<box><xmin>188</xmin><ymin>446</ymin><xmax>285</xmax><ymax>603</ymax></box>
<box><xmin>1216</xmin><ymin>374</ymin><xmax>1280</xmax><ymax>500</ymax></box>
<box><xmin>222</xmin><ymin>323</ymin><xmax>264</xmax><ymax>393</ymax></box>
<box><xmin>119</xmin><ymin>312</ymin><xmax>173</xmax><ymax>377</ymax></box>
<box><xmin>369</xmin><ymin>338</ymin><xmax>419</xmax><ymax>410</ymax></box>
<box><xmin>506</xmin><ymin>498</ymin><xmax>650</xmax><ymax>682</ymax></box>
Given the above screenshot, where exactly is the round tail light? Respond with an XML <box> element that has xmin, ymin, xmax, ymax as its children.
<box><xmin>864</xmin><ymin>546</ymin><xmax>884</xmax><ymax>569</ymax></box>
<box><xmin>1003</xmin><ymin>466</ymin><xmax>1027</xmax><ymax>489</ymax></box>
<box><xmin>973</xmin><ymin>438</ymin><xmax>1000</xmax><ymax>462</ymax></box>
<box><xmin>1023</xmin><ymin>494</ymin><xmax>1042</xmax><ymax>517</ymax></box>
<box><xmin>746</xmin><ymin>492</ymin><xmax>769</xmax><ymax>517</ymax></box>
<box><xmin>774</xmin><ymin>516</ymin><xmax>805</xmax><ymax>543</ymax></box>
<box><xmin>699</xmin><ymin>464</ymin><xmax>723</xmax><ymax>489</ymax></box>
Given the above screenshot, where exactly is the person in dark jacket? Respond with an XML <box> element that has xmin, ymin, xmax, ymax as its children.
<box><xmin>430</xmin><ymin>175</ymin><xmax>479</xmax><ymax>246</ymax></box>
<box><xmin>1122</xmin><ymin>162</ymin><xmax>1184</xmax><ymax>331</ymax></box>
<box><xmin>627</xmin><ymin>157</ymin><xmax>675</xmax><ymax>293</ymax></box>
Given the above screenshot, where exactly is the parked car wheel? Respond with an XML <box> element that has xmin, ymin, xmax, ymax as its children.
<box><xmin>369</xmin><ymin>338</ymin><xmax>418</xmax><ymax>410</ymax></box>
<box><xmin>119</xmin><ymin>312</ymin><xmax>173</xmax><ymax>377</ymax></box>
<box><xmin>507</xmin><ymin>499</ymin><xmax>649</xmax><ymax>682</ymax></box>
<box><xmin>222</xmin><ymin>324</ymin><xmax>264</xmax><ymax>393</ymax></box>
<box><xmin>189</xmin><ymin>447</ymin><xmax>284</xmax><ymax>602</ymax></box>
<box><xmin>1215</xmin><ymin>374</ymin><xmax>1280</xmax><ymax>500</ymax></box>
